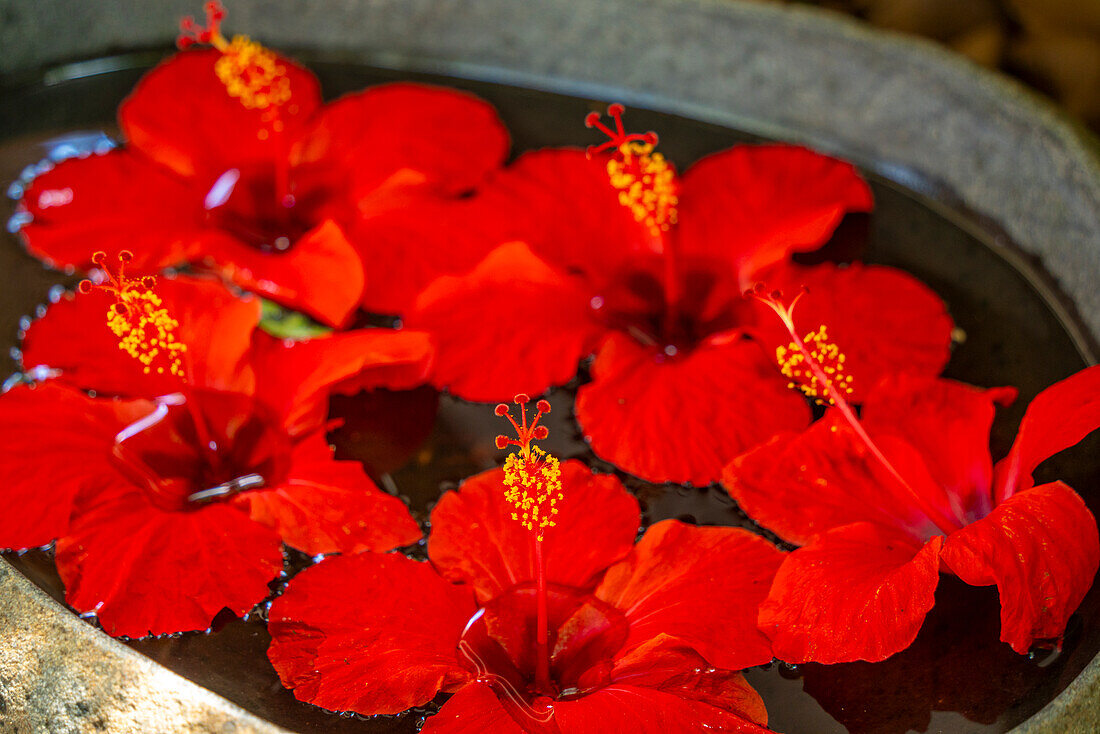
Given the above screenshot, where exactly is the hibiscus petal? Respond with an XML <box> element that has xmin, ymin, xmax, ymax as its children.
<box><xmin>18</xmin><ymin>149</ymin><xmax>208</xmax><ymax>270</ymax></box>
<box><xmin>119</xmin><ymin>49</ymin><xmax>321</xmax><ymax>183</ymax></box>
<box><xmin>292</xmin><ymin>82</ymin><xmax>509</xmax><ymax>200</ymax></box>
<box><xmin>250</xmin><ymin>328</ymin><xmax>433</xmax><ymax>435</ymax></box>
<box><xmin>268</xmin><ymin>552</ymin><xmax>477</xmax><ymax>714</ymax></box>
<box><xmin>750</xmin><ymin>262</ymin><xmax>954</xmax><ymax>402</ymax></box>
<box><xmin>0</xmin><ymin>384</ymin><xmax>151</xmax><ymax>549</ymax></box>
<box><xmin>609</xmin><ymin>636</ymin><xmax>768</xmax><ymax>726</ymax></box>
<box><xmin>21</xmin><ymin>275</ymin><xmax>260</xmax><ymax>398</ymax></box>
<box><xmin>940</xmin><ymin>481</ymin><xmax>1099</xmax><ymax>654</ymax></box>
<box><xmin>722</xmin><ymin>412</ymin><xmax>947</xmax><ymax>546</ymax></box>
<box><xmin>238</xmin><ymin>435</ymin><xmax>421</xmax><ymax>555</ymax></box>
<box><xmin>994</xmin><ymin>365</ymin><xmax>1100</xmax><ymax>502</ymax></box>
<box><xmin>596</xmin><ymin>521</ymin><xmax>782</xmax><ymax>670</ymax></box>
<box><xmin>474</xmin><ymin>149</ymin><xmax>657</xmax><ymax>279</ymax></box>
<box><xmin>552</xmin><ymin>683</ymin><xmax>771</xmax><ymax>734</ymax></box>
<box><xmin>758</xmin><ymin>522</ymin><xmax>944</xmax><ymax>664</ymax></box>
<box><xmin>576</xmin><ymin>331</ymin><xmax>811</xmax><ymax>485</ymax></box>
<box><xmin>56</xmin><ymin>482</ymin><xmax>282</xmax><ymax>637</ymax></box>
<box><xmin>676</xmin><ymin>145</ymin><xmax>872</xmax><ymax>286</ymax></box>
<box><xmin>345</xmin><ymin>191</ymin><xmax>509</xmax><ymax>315</ymax></box>
<box><xmin>428</xmin><ymin>460</ymin><xmax>640</xmax><ymax>602</ymax></box>
<box><xmin>210</xmin><ymin>218</ymin><xmax>364</xmax><ymax>327</ymax></box>
<box><xmin>420</xmin><ymin>683</ymin><xmax>527</xmax><ymax>734</ymax></box>
<box><xmin>407</xmin><ymin>241</ymin><xmax>604</xmax><ymax>402</ymax></box>
<box><xmin>862</xmin><ymin>375</ymin><xmax>1016</xmax><ymax>523</ymax></box>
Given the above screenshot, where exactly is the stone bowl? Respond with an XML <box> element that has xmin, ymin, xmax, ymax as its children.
<box><xmin>1</xmin><ymin>0</ymin><xmax>1098</xmax><ymax>732</ymax></box>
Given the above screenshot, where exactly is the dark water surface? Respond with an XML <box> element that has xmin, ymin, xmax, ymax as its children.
<box><xmin>1</xmin><ymin>51</ymin><xmax>1098</xmax><ymax>734</ymax></box>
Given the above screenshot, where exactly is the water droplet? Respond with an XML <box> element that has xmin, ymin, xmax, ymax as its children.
<box><xmin>48</xmin><ymin>143</ymin><xmax>80</xmax><ymax>161</ymax></box>
<box><xmin>26</xmin><ymin>366</ymin><xmax>61</xmax><ymax>382</ymax></box>
<box><xmin>778</xmin><ymin>661</ymin><xmax>802</xmax><ymax>679</ymax></box>
<box><xmin>7</xmin><ymin>211</ymin><xmax>32</xmax><ymax>233</ymax></box>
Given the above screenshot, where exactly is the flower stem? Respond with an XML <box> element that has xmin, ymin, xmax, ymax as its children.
<box><xmin>273</xmin><ymin>117</ymin><xmax>294</xmax><ymax>216</ymax></box>
<box><xmin>533</xmin><ymin>534</ymin><xmax>551</xmax><ymax>695</ymax></box>
<box><xmin>660</xmin><ymin>233</ymin><xmax>680</xmax><ymax>343</ymax></box>
<box><xmin>784</xmin><ymin>325</ymin><xmax>964</xmax><ymax>535</ymax></box>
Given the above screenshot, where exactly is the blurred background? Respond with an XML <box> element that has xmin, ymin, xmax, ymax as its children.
<box><xmin>778</xmin><ymin>0</ymin><xmax>1100</xmax><ymax>134</ymax></box>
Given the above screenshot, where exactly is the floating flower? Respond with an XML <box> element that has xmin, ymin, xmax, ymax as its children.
<box><xmin>0</xmin><ymin>264</ymin><xmax>432</xmax><ymax>636</ymax></box>
<box><xmin>408</xmin><ymin>105</ymin><xmax>953</xmax><ymax>484</ymax></box>
<box><xmin>267</xmin><ymin>397</ymin><xmax>783</xmax><ymax>731</ymax></box>
<box><xmin>16</xmin><ymin>1</ymin><xmax>509</xmax><ymax>325</ymax></box>
<box><xmin>721</xmin><ymin>288</ymin><xmax>1100</xmax><ymax>663</ymax></box>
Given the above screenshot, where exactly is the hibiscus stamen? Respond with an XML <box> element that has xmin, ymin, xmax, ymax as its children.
<box><xmin>496</xmin><ymin>396</ymin><xmax>563</xmax><ymax>697</ymax></box>
<box><xmin>585</xmin><ymin>104</ymin><xmax>679</xmax><ymax>238</ymax></box>
<box><xmin>80</xmin><ymin>251</ymin><xmax>187</xmax><ymax>380</ymax></box>
<box><xmin>177</xmin><ymin>2</ymin><xmax>292</xmax><ymax>114</ymax></box>
<box><xmin>776</xmin><ymin>324</ymin><xmax>854</xmax><ymax>405</ymax></box>
<box><xmin>748</xmin><ymin>284</ymin><xmax>964</xmax><ymax>535</ymax></box>
<box><xmin>759</xmin><ymin>285</ymin><xmax>855</xmax><ymax>406</ymax></box>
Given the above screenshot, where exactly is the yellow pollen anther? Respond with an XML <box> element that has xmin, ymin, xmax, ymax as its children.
<box><xmin>178</xmin><ymin>3</ymin><xmax>291</xmax><ymax>113</ymax></box>
<box><xmin>82</xmin><ymin>252</ymin><xmax>188</xmax><ymax>381</ymax></box>
<box><xmin>503</xmin><ymin>447</ymin><xmax>564</xmax><ymax>542</ymax></box>
<box><xmin>495</xmin><ymin>396</ymin><xmax>561</xmax><ymax>542</ymax></box>
<box><xmin>213</xmin><ymin>35</ymin><xmax>292</xmax><ymax>110</ymax></box>
<box><xmin>586</xmin><ymin>104</ymin><xmax>679</xmax><ymax>237</ymax></box>
<box><xmin>606</xmin><ymin>141</ymin><xmax>679</xmax><ymax>236</ymax></box>
<box><xmin>776</xmin><ymin>325</ymin><xmax>853</xmax><ymax>405</ymax></box>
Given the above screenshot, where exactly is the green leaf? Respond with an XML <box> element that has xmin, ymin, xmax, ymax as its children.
<box><xmin>259</xmin><ymin>299</ymin><xmax>333</xmax><ymax>340</ymax></box>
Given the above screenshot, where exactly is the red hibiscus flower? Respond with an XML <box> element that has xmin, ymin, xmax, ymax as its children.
<box><xmin>407</xmin><ymin>106</ymin><xmax>953</xmax><ymax>485</ymax></box>
<box><xmin>15</xmin><ymin>2</ymin><xmax>509</xmax><ymax>326</ymax></box>
<box><xmin>0</xmin><ymin>266</ymin><xmax>431</xmax><ymax>636</ymax></box>
<box><xmin>268</xmin><ymin>399</ymin><xmax>783</xmax><ymax>732</ymax></box>
<box><xmin>721</xmin><ymin>290</ymin><xmax>1100</xmax><ymax>663</ymax></box>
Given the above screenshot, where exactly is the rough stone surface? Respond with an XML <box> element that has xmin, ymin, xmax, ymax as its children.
<box><xmin>0</xmin><ymin>562</ymin><xmax>286</xmax><ymax>733</ymax></box>
<box><xmin>0</xmin><ymin>0</ymin><xmax>1098</xmax><ymax>732</ymax></box>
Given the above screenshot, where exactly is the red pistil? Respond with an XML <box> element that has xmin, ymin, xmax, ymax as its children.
<box><xmin>81</xmin><ymin>252</ymin><xmax>236</xmax><ymax>482</ymax></box>
<box><xmin>748</xmin><ymin>284</ymin><xmax>964</xmax><ymax>535</ymax></box>
<box><xmin>586</xmin><ymin>105</ymin><xmax>681</xmax><ymax>343</ymax></box>
<box><xmin>177</xmin><ymin>1</ymin><xmax>227</xmax><ymax>49</ymax></box>
<box><xmin>584</xmin><ymin>103</ymin><xmax>658</xmax><ymax>158</ymax></box>
<box><xmin>178</xmin><ymin>3</ymin><xmax>296</xmax><ymax>216</ymax></box>
<box><xmin>81</xmin><ymin>251</ymin><xmax>187</xmax><ymax>380</ymax></box>
<box><xmin>494</xmin><ymin>394</ymin><xmax>552</xmax><ymax>461</ymax></box>
<box><xmin>497</xmin><ymin>395</ymin><xmax>562</xmax><ymax>699</ymax></box>
<box><xmin>531</xmin><ymin>536</ymin><xmax>551</xmax><ymax>696</ymax></box>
